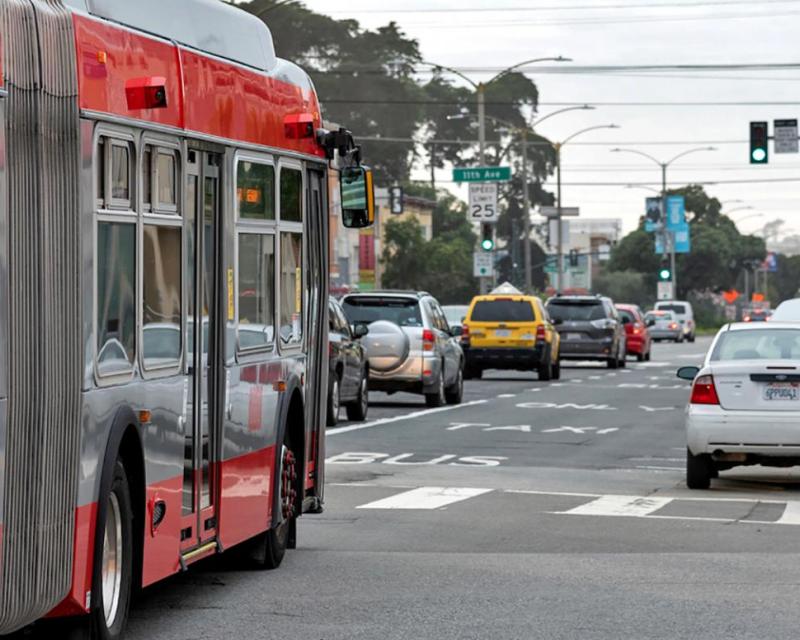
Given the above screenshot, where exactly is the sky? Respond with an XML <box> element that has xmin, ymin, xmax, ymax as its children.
<box><xmin>299</xmin><ymin>0</ymin><xmax>800</xmax><ymax>237</ymax></box>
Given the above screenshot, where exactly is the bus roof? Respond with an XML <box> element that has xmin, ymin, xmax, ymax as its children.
<box><xmin>67</xmin><ymin>0</ymin><xmax>277</xmax><ymax>73</ymax></box>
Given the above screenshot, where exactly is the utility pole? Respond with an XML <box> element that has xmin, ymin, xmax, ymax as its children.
<box><xmin>555</xmin><ymin>143</ymin><xmax>564</xmax><ymax>291</ymax></box>
<box><xmin>522</xmin><ymin>129</ymin><xmax>532</xmax><ymax>292</ymax></box>
<box><xmin>660</xmin><ymin>162</ymin><xmax>677</xmax><ymax>298</ymax></box>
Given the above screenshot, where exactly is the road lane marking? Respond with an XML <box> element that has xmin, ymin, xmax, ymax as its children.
<box><xmin>559</xmin><ymin>494</ymin><xmax>673</xmax><ymax>517</ymax></box>
<box><xmin>356</xmin><ymin>486</ymin><xmax>492</xmax><ymax>510</ymax></box>
<box><xmin>497</xmin><ymin>394</ymin><xmax>517</xmax><ymax>398</ymax></box>
<box><xmin>327</xmin><ymin>399</ymin><xmax>488</xmax><ymax>435</ymax></box>
<box><xmin>640</xmin><ymin>405</ymin><xmax>678</xmax><ymax>412</ymax></box>
<box><xmin>776</xmin><ymin>501</ymin><xmax>800</xmax><ymax>525</ymax></box>
<box><xmin>636</xmin><ymin>465</ymin><xmax>683</xmax><ymax>471</ymax></box>
<box><xmin>517</xmin><ymin>401</ymin><xmax>617</xmax><ymax>411</ymax></box>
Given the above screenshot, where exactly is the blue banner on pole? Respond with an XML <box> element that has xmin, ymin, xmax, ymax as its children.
<box><xmin>655</xmin><ymin>223</ymin><xmax>691</xmax><ymax>255</ymax></box>
<box><xmin>666</xmin><ymin>195</ymin><xmax>686</xmax><ymax>230</ymax></box>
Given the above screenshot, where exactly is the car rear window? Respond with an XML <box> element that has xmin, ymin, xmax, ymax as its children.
<box><xmin>342</xmin><ymin>297</ymin><xmax>423</xmax><ymax>327</ymax></box>
<box><xmin>711</xmin><ymin>328</ymin><xmax>800</xmax><ymax>361</ymax></box>
<box><xmin>646</xmin><ymin>311</ymin><xmax>673</xmax><ymax>322</ymax></box>
<box><xmin>617</xmin><ymin>309</ymin><xmax>636</xmax><ymax>324</ymax></box>
<box><xmin>470</xmin><ymin>299</ymin><xmax>535</xmax><ymax>322</ymax></box>
<box><xmin>657</xmin><ymin>303</ymin><xmax>687</xmax><ymax>314</ymax></box>
<box><xmin>547</xmin><ymin>301</ymin><xmax>606</xmax><ymax>322</ymax></box>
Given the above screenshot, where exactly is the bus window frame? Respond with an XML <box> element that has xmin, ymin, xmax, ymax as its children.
<box><xmin>233</xmin><ymin>151</ymin><xmax>277</xmax><ymax>360</ymax></box>
<box><xmin>93</xmin><ymin>126</ymin><xmax>138</xmax><ymax>386</ymax></box>
<box><xmin>139</xmin><ymin>134</ymin><xmax>184</xmax><ymax>378</ymax></box>
<box><xmin>276</xmin><ymin>158</ymin><xmax>306</xmax><ymax>355</ymax></box>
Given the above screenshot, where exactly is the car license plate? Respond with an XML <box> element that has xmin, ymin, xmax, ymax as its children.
<box><xmin>495</xmin><ymin>329</ymin><xmax>511</xmax><ymax>337</ymax></box>
<box><xmin>566</xmin><ymin>333</ymin><xmax>582</xmax><ymax>341</ymax></box>
<box><xmin>764</xmin><ymin>382</ymin><xmax>800</xmax><ymax>401</ymax></box>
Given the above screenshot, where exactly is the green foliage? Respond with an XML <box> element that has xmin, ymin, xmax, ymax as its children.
<box><xmin>773</xmin><ymin>254</ymin><xmax>800</xmax><ymax>303</ymax></box>
<box><xmin>610</xmin><ymin>185</ymin><xmax>766</xmax><ymax>297</ymax></box>
<box><xmin>593</xmin><ymin>271</ymin><xmax>653</xmax><ymax>309</ymax></box>
<box><xmin>381</xmin><ymin>196</ymin><xmax>478</xmax><ymax>304</ymax></box>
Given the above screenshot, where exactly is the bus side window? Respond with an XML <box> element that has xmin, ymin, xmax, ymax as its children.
<box><xmin>237</xmin><ymin>233</ymin><xmax>275</xmax><ymax>351</ymax></box>
<box><xmin>279</xmin><ymin>232</ymin><xmax>303</xmax><ymax>346</ymax></box>
<box><xmin>97</xmin><ymin>222</ymin><xmax>136</xmax><ymax>377</ymax></box>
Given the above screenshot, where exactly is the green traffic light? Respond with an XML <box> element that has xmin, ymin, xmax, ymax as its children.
<box><xmin>481</xmin><ymin>238</ymin><xmax>494</xmax><ymax>251</ymax></box>
<box><xmin>659</xmin><ymin>268</ymin><xmax>671</xmax><ymax>281</ymax></box>
<box><xmin>751</xmin><ymin>148</ymin><xmax>767</xmax><ymax>163</ymax></box>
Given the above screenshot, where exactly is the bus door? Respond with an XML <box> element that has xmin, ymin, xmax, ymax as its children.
<box><xmin>304</xmin><ymin>168</ymin><xmax>328</xmax><ymax>504</ymax></box>
<box><xmin>182</xmin><ymin>148</ymin><xmax>223</xmax><ymax>554</ymax></box>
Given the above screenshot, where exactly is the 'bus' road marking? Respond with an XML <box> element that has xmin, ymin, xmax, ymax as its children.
<box><xmin>559</xmin><ymin>494</ymin><xmax>673</xmax><ymax>518</ymax></box>
<box><xmin>326</xmin><ymin>399</ymin><xmax>488</xmax><ymax>435</ymax></box>
<box><xmin>356</xmin><ymin>486</ymin><xmax>492</xmax><ymax>510</ymax></box>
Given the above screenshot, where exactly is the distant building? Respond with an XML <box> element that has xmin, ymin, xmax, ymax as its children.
<box><xmin>545</xmin><ymin>217</ymin><xmax>622</xmax><ymax>291</ymax></box>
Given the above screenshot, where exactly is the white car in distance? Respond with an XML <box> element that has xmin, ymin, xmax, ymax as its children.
<box><xmin>677</xmin><ymin>322</ymin><xmax>800</xmax><ymax>489</ymax></box>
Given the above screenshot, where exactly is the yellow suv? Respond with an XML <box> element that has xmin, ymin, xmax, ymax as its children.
<box><xmin>462</xmin><ymin>285</ymin><xmax>560</xmax><ymax>381</ymax></box>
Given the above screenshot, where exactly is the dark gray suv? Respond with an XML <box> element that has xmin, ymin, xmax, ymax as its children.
<box><xmin>546</xmin><ymin>295</ymin><xmax>627</xmax><ymax>369</ymax></box>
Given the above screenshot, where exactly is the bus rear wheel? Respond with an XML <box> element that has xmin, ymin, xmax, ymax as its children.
<box><xmin>247</xmin><ymin>436</ymin><xmax>297</xmax><ymax>570</ymax></box>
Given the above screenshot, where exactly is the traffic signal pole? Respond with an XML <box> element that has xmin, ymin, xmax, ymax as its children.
<box><xmin>661</xmin><ymin>162</ymin><xmax>677</xmax><ymax>298</ymax></box>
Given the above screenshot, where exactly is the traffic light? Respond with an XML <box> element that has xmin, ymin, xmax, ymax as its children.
<box><xmin>480</xmin><ymin>223</ymin><xmax>494</xmax><ymax>251</ymax></box>
<box><xmin>750</xmin><ymin>121</ymin><xmax>769</xmax><ymax>164</ymax></box>
<box><xmin>658</xmin><ymin>267</ymin><xmax>671</xmax><ymax>282</ymax></box>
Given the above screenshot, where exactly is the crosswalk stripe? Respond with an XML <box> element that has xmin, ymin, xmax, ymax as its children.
<box><xmin>775</xmin><ymin>501</ymin><xmax>800</xmax><ymax>525</ymax></box>
<box><xmin>558</xmin><ymin>494</ymin><xmax>673</xmax><ymax>517</ymax></box>
<box><xmin>356</xmin><ymin>486</ymin><xmax>492</xmax><ymax>510</ymax></box>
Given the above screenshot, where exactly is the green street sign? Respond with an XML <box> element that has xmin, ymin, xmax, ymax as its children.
<box><xmin>453</xmin><ymin>166</ymin><xmax>511</xmax><ymax>183</ymax></box>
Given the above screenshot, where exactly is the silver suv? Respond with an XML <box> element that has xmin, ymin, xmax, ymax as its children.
<box><xmin>341</xmin><ymin>291</ymin><xmax>464</xmax><ymax>407</ymax></box>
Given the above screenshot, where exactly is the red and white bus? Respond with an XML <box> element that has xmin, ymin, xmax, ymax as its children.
<box><xmin>0</xmin><ymin>1</ymin><xmax>374</xmax><ymax>637</ymax></box>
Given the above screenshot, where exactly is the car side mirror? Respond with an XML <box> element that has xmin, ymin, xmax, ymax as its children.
<box><xmin>352</xmin><ymin>323</ymin><xmax>369</xmax><ymax>339</ymax></box>
<box><xmin>676</xmin><ymin>365</ymin><xmax>700</xmax><ymax>381</ymax></box>
<box><xmin>450</xmin><ymin>325</ymin><xmax>463</xmax><ymax>338</ymax></box>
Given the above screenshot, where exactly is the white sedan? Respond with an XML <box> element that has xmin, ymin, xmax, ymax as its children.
<box><xmin>677</xmin><ymin>322</ymin><xmax>800</xmax><ymax>489</ymax></box>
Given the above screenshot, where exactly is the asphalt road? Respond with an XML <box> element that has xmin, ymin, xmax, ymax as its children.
<box><xmin>26</xmin><ymin>338</ymin><xmax>800</xmax><ymax>639</ymax></box>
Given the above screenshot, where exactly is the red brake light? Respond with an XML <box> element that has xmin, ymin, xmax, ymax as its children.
<box><xmin>744</xmin><ymin>315</ymin><xmax>751</xmax><ymax>322</ymax></box>
<box><xmin>461</xmin><ymin>324</ymin><xmax>470</xmax><ymax>344</ymax></box>
<box><xmin>669</xmin><ymin>322</ymin><xmax>678</xmax><ymax>329</ymax></box>
<box><xmin>422</xmin><ymin>329</ymin><xmax>435</xmax><ymax>351</ymax></box>
<box><xmin>691</xmin><ymin>374</ymin><xmax>719</xmax><ymax>405</ymax></box>
<box><xmin>536</xmin><ymin>325</ymin><xmax>546</xmax><ymax>341</ymax></box>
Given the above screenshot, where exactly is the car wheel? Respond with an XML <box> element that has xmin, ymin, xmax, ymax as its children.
<box><xmin>686</xmin><ymin>449</ymin><xmax>713</xmax><ymax>490</ymax></box>
<box><xmin>445</xmin><ymin>365</ymin><xmax>464</xmax><ymax>405</ymax></box>
<box><xmin>552</xmin><ymin>355</ymin><xmax>562</xmax><ymax>380</ymax></box>
<box><xmin>345</xmin><ymin>371</ymin><xmax>369</xmax><ymax>422</ymax></box>
<box><xmin>538</xmin><ymin>348</ymin><xmax>553</xmax><ymax>381</ymax></box>
<box><xmin>636</xmin><ymin>352</ymin><xmax>644</xmax><ymax>362</ymax></box>
<box><xmin>618</xmin><ymin>348</ymin><xmax>627</xmax><ymax>368</ymax></box>
<box><xmin>425</xmin><ymin>367</ymin><xmax>446</xmax><ymax>407</ymax></box>
<box><xmin>326</xmin><ymin>375</ymin><xmax>340</xmax><ymax>427</ymax></box>
<box><xmin>645</xmin><ymin>350</ymin><xmax>651</xmax><ymax>362</ymax></box>
<box><xmin>688</xmin><ymin>334</ymin><xmax>696</xmax><ymax>343</ymax></box>
<box><xmin>607</xmin><ymin>355</ymin><xmax>618</xmax><ymax>369</ymax></box>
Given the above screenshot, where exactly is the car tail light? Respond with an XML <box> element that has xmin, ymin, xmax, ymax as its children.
<box><xmin>328</xmin><ymin>341</ymin><xmax>334</xmax><ymax>357</ymax></box>
<box><xmin>461</xmin><ymin>324</ymin><xmax>470</xmax><ymax>344</ymax></box>
<box><xmin>691</xmin><ymin>374</ymin><xmax>719</xmax><ymax>405</ymax></box>
<box><xmin>743</xmin><ymin>315</ymin><xmax>751</xmax><ymax>322</ymax></box>
<box><xmin>422</xmin><ymin>329</ymin><xmax>435</xmax><ymax>351</ymax></box>
<box><xmin>536</xmin><ymin>325</ymin><xmax>546</xmax><ymax>342</ymax></box>
<box><xmin>633</xmin><ymin>322</ymin><xmax>642</xmax><ymax>335</ymax></box>
<box><xmin>669</xmin><ymin>322</ymin><xmax>678</xmax><ymax>330</ymax></box>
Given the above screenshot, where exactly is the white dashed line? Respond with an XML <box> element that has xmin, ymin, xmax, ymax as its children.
<box><xmin>356</xmin><ymin>486</ymin><xmax>492</xmax><ymax>510</ymax></box>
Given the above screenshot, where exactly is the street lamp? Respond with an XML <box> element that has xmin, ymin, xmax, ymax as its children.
<box><xmin>625</xmin><ymin>184</ymin><xmax>661</xmax><ymax>194</ymax></box>
<box><xmin>610</xmin><ymin>145</ymin><xmax>717</xmax><ymax>297</ymax></box>
<box><xmin>553</xmin><ymin>124</ymin><xmax>620</xmax><ymax>290</ymax></box>
<box><xmin>722</xmin><ymin>205</ymin><xmax>754</xmax><ymax>216</ymax></box>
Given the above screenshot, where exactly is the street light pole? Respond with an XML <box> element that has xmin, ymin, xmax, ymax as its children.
<box><xmin>611</xmin><ymin>145</ymin><xmax>716</xmax><ymax>299</ymax></box>
<box><xmin>553</xmin><ymin>124</ymin><xmax>620</xmax><ymax>291</ymax></box>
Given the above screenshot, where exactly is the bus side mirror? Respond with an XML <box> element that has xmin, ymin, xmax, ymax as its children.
<box><xmin>341</xmin><ymin>166</ymin><xmax>375</xmax><ymax>229</ymax></box>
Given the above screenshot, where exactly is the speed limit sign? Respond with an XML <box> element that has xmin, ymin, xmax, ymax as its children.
<box><xmin>469</xmin><ymin>183</ymin><xmax>498</xmax><ymax>222</ymax></box>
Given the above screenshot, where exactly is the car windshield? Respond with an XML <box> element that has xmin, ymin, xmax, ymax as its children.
<box><xmin>547</xmin><ymin>301</ymin><xmax>605</xmax><ymax>322</ymax></box>
<box><xmin>342</xmin><ymin>297</ymin><xmax>423</xmax><ymax>327</ymax></box>
<box><xmin>470</xmin><ymin>300</ymin><xmax>535</xmax><ymax>322</ymax></box>
<box><xmin>442</xmin><ymin>305</ymin><xmax>469</xmax><ymax>325</ymax></box>
<box><xmin>657</xmin><ymin>303</ymin><xmax>687</xmax><ymax>315</ymax></box>
<box><xmin>711</xmin><ymin>329</ymin><xmax>800</xmax><ymax>361</ymax></box>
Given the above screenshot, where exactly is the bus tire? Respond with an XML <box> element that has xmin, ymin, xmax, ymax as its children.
<box><xmin>247</xmin><ymin>434</ymin><xmax>297</xmax><ymax>570</ymax></box>
<box><xmin>66</xmin><ymin>460</ymin><xmax>134</xmax><ymax>640</ymax></box>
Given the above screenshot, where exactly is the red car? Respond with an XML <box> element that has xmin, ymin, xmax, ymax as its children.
<box><xmin>616</xmin><ymin>304</ymin><xmax>652</xmax><ymax>362</ymax></box>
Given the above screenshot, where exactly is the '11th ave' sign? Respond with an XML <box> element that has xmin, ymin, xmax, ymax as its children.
<box><xmin>453</xmin><ymin>166</ymin><xmax>512</xmax><ymax>183</ymax></box>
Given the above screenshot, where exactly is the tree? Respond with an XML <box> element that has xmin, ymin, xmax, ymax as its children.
<box><xmin>593</xmin><ymin>271</ymin><xmax>652</xmax><ymax>309</ymax></box>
